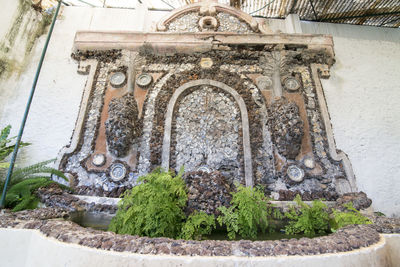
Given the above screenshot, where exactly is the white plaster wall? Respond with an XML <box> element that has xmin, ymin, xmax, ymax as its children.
<box><xmin>0</xmin><ymin>5</ymin><xmax>399</xmax><ymax>217</ymax></box>
<box><xmin>0</xmin><ymin>6</ymin><xmax>91</xmax><ymax>165</ymax></box>
<box><xmin>300</xmin><ymin>22</ymin><xmax>400</xmax><ymax>218</ymax></box>
<box><xmin>0</xmin><ymin>4</ymin><xmax>163</xmax><ymax>165</ymax></box>
<box><xmin>0</xmin><ymin>0</ymin><xmax>19</xmax><ymax>41</ymax></box>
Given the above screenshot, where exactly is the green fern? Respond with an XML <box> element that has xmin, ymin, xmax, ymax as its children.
<box><xmin>5</xmin><ymin>177</ymin><xmax>54</xmax><ymax>212</ymax></box>
<box><xmin>217</xmin><ymin>185</ymin><xmax>280</xmax><ymax>240</ymax></box>
<box><xmin>0</xmin><ymin>125</ymin><xmax>30</xmax><ymax>162</ymax></box>
<box><xmin>1</xmin><ymin>158</ymin><xmax>68</xmax><ymax>211</ymax></box>
<box><xmin>217</xmin><ymin>206</ymin><xmax>239</xmax><ymax>240</ymax></box>
<box><xmin>0</xmin><ymin>126</ymin><xmax>68</xmax><ymax>212</ymax></box>
<box><xmin>1</xmin><ymin>159</ymin><xmax>66</xmax><ymax>194</ymax></box>
<box><xmin>0</xmin><ymin>124</ymin><xmax>31</xmax><ymax>192</ymax></box>
<box><xmin>10</xmin><ymin>159</ymin><xmax>65</xmax><ymax>182</ymax></box>
<box><xmin>330</xmin><ymin>202</ymin><xmax>372</xmax><ymax>231</ymax></box>
<box><xmin>179</xmin><ymin>211</ymin><xmax>215</xmax><ymax>240</ymax></box>
<box><xmin>284</xmin><ymin>195</ymin><xmax>330</xmax><ymax>237</ymax></box>
<box><xmin>108</xmin><ymin>167</ymin><xmax>188</xmax><ymax>238</ymax></box>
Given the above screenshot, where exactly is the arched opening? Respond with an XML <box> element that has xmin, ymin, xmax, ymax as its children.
<box><xmin>161</xmin><ymin>79</ymin><xmax>253</xmax><ymax>187</ymax></box>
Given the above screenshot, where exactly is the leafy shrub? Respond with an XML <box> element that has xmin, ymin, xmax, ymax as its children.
<box><xmin>0</xmin><ymin>125</ymin><xmax>30</xmax><ymax>182</ymax></box>
<box><xmin>179</xmin><ymin>211</ymin><xmax>215</xmax><ymax>240</ymax></box>
<box><xmin>284</xmin><ymin>194</ymin><xmax>330</xmax><ymax>237</ymax></box>
<box><xmin>330</xmin><ymin>202</ymin><xmax>372</xmax><ymax>231</ymax></box>
<box><xmin>217</xmin><ymin>185</ymin><xmax>281</xmax><ymax>240</ymax></box>
<box><xmin>2</xmin><ymin>160</ymin><xmax>68</xmax><ymax>211</ymax></box>
<box><xmin>108</xmin><ymin>168</ymin><xmax>187</xmax><ymax>238</ymax></box>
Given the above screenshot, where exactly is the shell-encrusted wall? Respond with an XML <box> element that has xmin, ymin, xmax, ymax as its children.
<box><xmin>58</xmin><ymin>2</ymin><xmax>356</xmax><ymax>200</ymax></box>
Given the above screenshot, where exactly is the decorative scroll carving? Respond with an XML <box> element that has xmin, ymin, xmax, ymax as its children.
<box><xmin>261</xmin><ymin>51</ymin><xmax>291</xmax><ymax>99</ymax></box>
<box><xmin>156</xmin><ymin>1</ymin><xmax>271</xmax><ymax>34</ymax></box>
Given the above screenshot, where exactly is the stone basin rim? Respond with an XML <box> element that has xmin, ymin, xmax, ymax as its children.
<box><xmin>0</xmin><ymin>208</ymin><xmax>381</xmax><ymax>257</ymax></box>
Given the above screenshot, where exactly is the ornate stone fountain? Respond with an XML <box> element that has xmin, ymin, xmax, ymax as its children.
<box><xmin>57</xmin><ymin>0</ymin><xmax>357</xmax><ymax>200</ymax></box>
<box><xmin>1</xmin><ymin>3</ymin><xmax>399</xmax><ymax>266</ymax></box>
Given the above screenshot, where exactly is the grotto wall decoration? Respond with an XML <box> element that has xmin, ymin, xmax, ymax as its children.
<box><xmin>57</xmin><ymin>0</ymin><xmax>357</xmax><ymax>200</ymax></box>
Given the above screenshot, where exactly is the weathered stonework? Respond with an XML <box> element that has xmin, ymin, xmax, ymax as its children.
<box><xmin>165</xmin><ymin>12</ymin><xmax>253</xmax><ymax>34</ymax></box>
<box><xmin>57</xmin><ymin>1</ymin><xmax>356</xmax><ymax>200</ymax></box>
<box><xmin>268</xmin><ymin>98</ymin><xmax>304</xmax><ymax>160</ymax></box>
<box><xmin>184</xmin><ymin>171</ymin><xmax>233</xmax><ymax>216</ymax></box>
<box><xmin>105</xmin><ymin>93</ymin><xmax>140</xmax><ymax>158</ymax></box>
<box><xmin>172</xmin><ymin>86</ymin><xmax>242</xmax><ymax>180</ymax></box>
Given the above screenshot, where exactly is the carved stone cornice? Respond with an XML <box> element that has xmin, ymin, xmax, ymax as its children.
<box><xmin>73</xmin><ymin>31</ymin><xmax>334</xmax><ymax>65</ymax></box>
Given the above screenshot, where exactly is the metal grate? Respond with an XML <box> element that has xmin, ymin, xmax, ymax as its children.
<box><xmin>62</xmin><ymin>0</ymin><xmax>400</xmax><ymax>28</ymax></box>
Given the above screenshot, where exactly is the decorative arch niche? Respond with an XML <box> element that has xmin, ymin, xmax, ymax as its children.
<box><xmin>161</xmin><ymin>79</ymin><xmax>253</xmax><ymax>187</ymax></box>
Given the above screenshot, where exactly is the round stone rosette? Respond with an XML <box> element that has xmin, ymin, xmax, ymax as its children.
<box><xmin>108</xmin><ymin>162</ymin><xmax>128</xmax><ymax>183</ymax></box>
<box><xmin>110</xmin><ymin>72</ymin><xmax>126</xmax><ymax>88</ymax></box>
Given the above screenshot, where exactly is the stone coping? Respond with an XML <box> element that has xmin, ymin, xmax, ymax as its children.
<box><xmin>73</xmin><ymin>32</ymin><xmax>334</xmax><ymax>61</ymax></box>
<box><xmin>74</xmin><ymin>195</ymin><xmax>121</xmax><ymax>207</ymax></box>
<box><xmin>75</xmin><ymin>195</ymin><xmax>338</xmax><ymax>212</ymax></box>
<box><xmin>39</xmin><ymin>185</ymin><xmax>340</xmax><ymax>214</ymax></box>
<box><xmin>0</xmin><ymin>208</ymin><xmax>381</xmax><ymax>257</ymax></box>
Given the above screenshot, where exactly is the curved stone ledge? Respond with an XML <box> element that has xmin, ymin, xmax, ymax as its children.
<box><xmin>2</xmin><ymin>228</ymin><xmax>395</xmax><ymax>267</ymax></box>
<box><xmin>0</xmin><ymin>208</ymin><xmax>382</xmax><ymax>258</ymax></box>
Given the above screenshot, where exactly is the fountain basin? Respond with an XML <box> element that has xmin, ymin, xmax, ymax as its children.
<box><xmin>1</xmin><ymin>207</ymin><xmax>398</xmax><ymax>266</ymax></box>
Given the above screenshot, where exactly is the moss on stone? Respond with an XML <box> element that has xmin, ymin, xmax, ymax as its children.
<box><xmin>4</xmin><ymin>0</ymin><xmax>32</xmax><ymax>49</ymax></box>
<box><xmin>0</xmin><ymin>0</ymin><xmax>53</xmax><ymax>78</ymax></box>
<box><xmin>0</xmin><ymin>57</ymin><xmax>20</xmax><ymax>78</ymax></box>
<box><xmin>26</xmin><ymin>12</ymin><xmax>52</xmax><ymax>54</ymax></box>
<box><xmin>0</xmin><ymin>58</ymin><xmax>8</xmax><ymax>76</ymax></box>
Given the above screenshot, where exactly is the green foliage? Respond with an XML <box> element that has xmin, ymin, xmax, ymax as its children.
<box><xmin>330</xmin><ymin>202</ymin><xmax>372</xmax><ymax>231</ymax></box>
<box><xmin>0</xmin><ymin>125</ymin><xmax>68</xmax><ymax>211</ymax></box>
<box><xmin>179</xmin><ymin>211</ymin><xmax>215</xmax><ymax>240</ymax></box>
<box><xmin>0</xmin><ymin>125</ymin><xmax>30</xmax><ymax>162</ymax></box>
<box><xmin>217</xmin><ymin>206</ymin><xmax>239</xmax><ymax>240</ymax></box>
<box><xmin>5</xmin><ymin>177</ymin><xmax>53</xmax><ymax>211</ymax></box>
<box><xmin>284</xmin><ymin>195</ymin><xmax>330</xmax><ymax>237</ymax></box>
<box><xmin>217</xmin><ymin>185</ymin><xmax>281</xmax><ymax>240</ymax></box>
<box><xmin>374</xmin><ymin>211</ymin><xmax>386</xmax><ymax>217</ymax></box>
<box><xmin>10</xmin><ymin>159</ymin><xmax>66</xmax><ymax>182</ymax></box>
<box><xmin>284</xmin><ymin>195</ymin><xmax>372</xmax><ymax>236</ymax></box>
<box><xmin>1</xmin><ymin>159</ymin><xmax>66</xmax><ymax>194</ymax></box>
<box><xmin>2</xmin><ymin>159</ymin><xmax>68</xmax><ymax>211</ymax></box>
<box><xmin>0</xmin><ymin>125</ymin><xmax>30</xmax><ymax>188</ymax></box>
<box><xmin>108</xmin><ymin>168</ymin><xmax>188</xmax><ymax>238</ymax></box>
